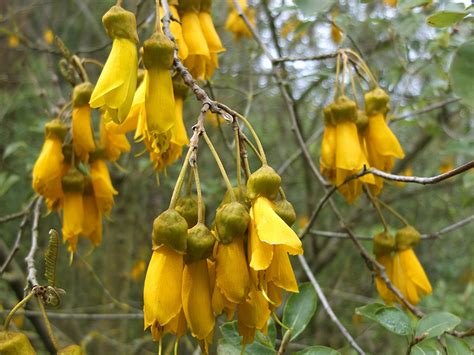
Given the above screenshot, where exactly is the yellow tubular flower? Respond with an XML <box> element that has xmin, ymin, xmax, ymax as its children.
<box><xmin>266</xmin><ymin>245</ymin><xmax>298</xmax><ymax>293</ymax></box>
<box><xmin>89</xmin><ymin>6</ymin><xmax>138</xmax><ymax>123</ymax></box>
<box><xmin>61</xmin><ymin>168</ymin><xmax>85</xmax><ymax>252</ymax></box>
<box><xmin>100</xmin><ymin>116</ymin><xmax>131</xmax><ymax>161</ymax></box>
<box><xmin>392</xmin><ymin>248</ymin><xmax>432</xmax><ymax>306</ymax></box>
<box><xmin>320</xmin><ymin>106</ymin><xmax>337</xmax><ymax>183</ymax></box>
<box><xmin>237</xmin><ymin>285</ymin><xmax>271</xmax><ymax>344</ymax></box>
<box><xmin>72</xmin><ymin>82</ymin><xmax>96</xmax><ymax>162</ymax></box>
<box><xmin>161</xmin><ymin>5</ymin><xmax>189</xmax><ymax>60</ymax></box>
<box><xmin>182</xmin><ymin>259</ymin><xmax>215</xmax><ymax>344</ymax></box>
<box><xmin>144</xmin><ymin>245</ymin><xmax>184</xmax><ymax>341</ymax></box>
<box><xmin>90</xmin><ymin>159</ymin><xmax>117</xmax><ymax>215</ymax></box>
<box><xmin>225</xmin><ymin>0</ymin><xmax>254</xmax><ymax>40</ymax></box>
<box><xmin>32</xmin><ymin>119</ymin><xmax>67</xmax><ymax>208</ymax></box>
<box><xmin>82</xmin><ymin>184</ymin><xmax>103</xmax><ymax>247</ymax></box>
<box><xmin>375</xmin><ymin>254</ymin><xmax>397</xmax><ymax>304</ymax></box>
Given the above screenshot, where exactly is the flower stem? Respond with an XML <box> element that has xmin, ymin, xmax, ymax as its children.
<box><xmin>203</xmin><ymin>132</ymin><xmax>236</xmax><ymax>201</ymax></box>
<box><xmin>3</xmin><ymin>291</ymin><xmax>35</xmax><ymax>330</ymax></box>
<box><xmin>365</xmin><ymin>186</ymin><xmax>389</xmax><ymax>232</ymax></box>
<box><xmin>235</xmin><ymin>113</ymin><xmax>267</xmax><ymax>164</ymax></box>
<box><xmin>334</xmin><ymin>52</ymin><xmax>341</xmax><ymax>100</ymax></box>
<box><xmin>377</xmin><ymin>198</ymin><xmax>410</xmax><ymax>226</ymax></box>
<box><xmin>193</xmin><ymin>165</ymin><xmax>204</xmax><ymax>224</ymax></box>
<box><xmin>37</xmin><ymin>295</ymin><xmax>59</xmax><ymax>350</ymax></box>
<box><xmin>155</xmin><ymin>0</ymin><xmax>162</xmax><ymax>33</ymax></box>
<box><xmin>234</xmin><ymin>126</ymin><xmax>242</xmax><ymax>189</ymax></box>
<box><xmin>169</xmin><ymin>148</ymin><xmax>193</xmax><ymax>209</ymax></box>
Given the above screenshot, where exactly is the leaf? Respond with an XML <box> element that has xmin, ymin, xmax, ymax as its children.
<box><xmin>219</xmin><ymin>321</ymin><xmax>276</xmax><ymax>355</ymax></box>
<box><xmin>294</xmin><ymin>345</ymin><xmax>341</xmax><ymax>355</ymax></box>
<box><xmin>427</xmin><ymin>11</ymin><xmax>467</xmax><ymax>28</ymax></box>
<box><xmin>355</xmin><ymin>303</ymin><xmax>412</xmax><ymax>336</ymax></box>
<box><xmin>444</xmin><ymin>334</ymin><xmax>471</xmax><ymax>355</ymax></box>
<box><xmin>449</xmin><ymin>41</ymin><xmax>474</xmax><ymax>107</ymax></box>
<box><xmin>294</xmin><ymin>0</ymin><xmax>335</xmax><ymax>17</ymax></box>
<box><xmin>415</xmin><ymin>312</ymin><xmax>461</xmax><ymax>340</ymax></box>
<box><xmin>3</xmin><ymin>141</ymin><xmax>27</xmax><ymax>159</ymax></box>
<box><xmin>283</xmin><ymin>282</ymin><xmax>318</xmax><ymax>341</ymax></box>
<box><xmin>410</xmin><ymin>338</ymin><xmax>444</xmax><ymax>355</ymax></box>
<box><xmin>399</xmin><ymin>0</ymin><xmax>431</xmax><ymax>10</ymax></box>
<box><xmin>0</xmin><ymin>173</ymin><xmax>20</xmax><ymax>197</ymax></box>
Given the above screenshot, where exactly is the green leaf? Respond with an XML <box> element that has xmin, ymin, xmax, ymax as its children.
<box><xmin>427</xmin><ymin>11</ymin><xmax>467</xmax><ymax>28</ymax></box>
<box><xmin>283</xmin><ymin>282</ymin><xmax>318</xmax><ymax>341</ymax></box>
<box><xmin>399</xmin><ymin>0</ymin><xmax>431</xmax><ymax>10</ymax></box>
<box><xmin>415</xmin><ymin>312</ymin><xmax>461</xmax><ymax>340</ymax></box>
<box><xmin>355</xmin><ymin>303</ymin><xmax>413</xmax><ymax>336</ymax></box>
<box><xmin>294</xmin><ymin>345</ymin><xmax>341</xmax><ymax>355</ymax></box>
<box><xmin>219</xmin><ymin>321</ymin><xmax>276</xmax><ymax>355</ymax></box>
<box><xmin>0</xmin><ymin>173</ymin><xmax>20</xmax><ymax>198</ymax></box>
<box><xmin>294</xmin><ymin>0</ymin><xmax>335</xmax><ymax>17</ymax></box>
<box><xmin>3</xmin><ymin>141</ymin><xmax>27</xmax><ymax>159</ymax></box>
<box><xmin>450</xmin><ymin>41</ymin><xmax>474</xmax><ymax>107</ymax></box>
<box><xmin>444</xmin><ymin>334</ymin><xmax>471</xmax><ymax>355</ymax></box>
<box><xmin>410</xmin><ymin>338</ymin><xmax>444</xmax><ymax>355</ymax></box>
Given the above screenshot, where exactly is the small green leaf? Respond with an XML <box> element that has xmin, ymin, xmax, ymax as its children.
<box><xmin>444</xmin><ymin>334</ymin><xmax>471</xmax><ymax>355</ymax></box>
<box><xmin>3</xmin><ymin>141</ymin><xmax>27</xmax><ymax>159</ymax></box>
<box><xmin>415</xmin><ymin>312</ymin><xmax>461</xmax><ymax>340</ymax></box>
<box><xmin>399</xmin><ymin>0</ymin><xmax>431</xmax><ymax>10</ymax></box>
<box><xmin>450</xmin><ymin>41</ymin><xmax>474</xmax><ymax>107</ymax></box>
<box><xmin>0</xmin><ymin>173</ymin><xmax>20</xmax><ymax>197</ymax></box>
<box><xmin>283</xmin><ymin>283</ymin><xmax>318</xmax><ymax>341</ymax></box>
<box><xmin>427</xmin><ymin>11</ymin><xmax>467</xmax><ymax>27</ymax></box>
<box><xmin>355</xmin><ymin>303</ymin><xmax>412</xmax><ymax>336</ymax></box>
<box><xmin>410</xmin><ymin>338</ymin><xmax>444</xmax><ymax>355</ymax></box>
<box><xmin>294</xmin><ymin>345</ymin><xmax>341</xmax><ymax>355</ymax></box>
<box><xmin>219</xmin><ymin>321</ymin><xmax>276</xmax><ymax>355</ymax></box>
<box><xmin>294</xmin><ymin>0</ymin><xmax>335</xmax><ymax>17</ymax></box>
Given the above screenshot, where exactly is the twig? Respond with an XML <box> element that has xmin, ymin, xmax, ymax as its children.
<box><xmin>391</xmin><ymin>98</ymin><xmax>460</xmax><ymax>122</ymax></box>
<box><xmin>0</xmin><ymin>309</ymin><xmax>144</xmax><ymax>320</ymax></box>
<box><xmin>272</xmin><ymin>53</ymin><xmax>339</xmax><ymax>63</ymax></box>
<box><xmin>0</xmin><ymin>197</ymin><xmax>38</xmax><ymax>275</ymax></box>
<box><xmin>297</xmin><ymin>255</ymin><xmax>366</xmax><ymax>355</ymax></box>
<box><xmin>25</xmin><ymin>197</ymin><xmax>43</xmax><ymax>288</ymax></box>
<box><xmin>0</xmin><ymin>210</ymin><xmax>27</xmax><ymax>224</ymax></box>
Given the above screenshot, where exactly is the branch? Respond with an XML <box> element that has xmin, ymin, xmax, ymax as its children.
<box><xmin>272</xmin><ymin>53</ymin><xmax>339</xmax><ymax>63</ymax></box>
<box><xmin>0</xmin><ymin>310</ymin><xmax>143</xmax><ymax>320</ymax></box>
<box><xmin>25</xmin><ymin>197</ymin><xmax>43</xmax><ymax>288</ymax></box>
<box><xmin>297</xmin><ymin>255</ymin><xmax>366</xmax><ymax>355</ymax></box>
<box><xmin>391</xmin><ymin>98</ymin><xmax>460</xmax><ymax>122</ymax></box>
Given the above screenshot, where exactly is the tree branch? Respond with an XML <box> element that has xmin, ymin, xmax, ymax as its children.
<box><xmin>25</xmin><ymin>197</ymin><xmax>43</xmax><ymax>288</ymax></box>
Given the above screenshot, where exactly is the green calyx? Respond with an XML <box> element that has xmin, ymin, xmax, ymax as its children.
<box><xmin>143</xmin><ymin>32</ymin><xmax>175</xmax><ymax>70</ymax></box>
<box><xmin>184</xmin><ymin>223</ymin><xmax>216</xmax><ymax>263</ymax></box>
<box><xmin>152</xmin><ymin>209</ymin><xmax>188</xmax><ymax>253</ymax></box>
<box><xmin>331</xmin><ymin>96</ymin><xmax>357</xmax><ymax>124</ymax></box>
<box><xmin>88</xmin><ymin>146</ymin><xmax>107</xmax><ymax>163</ymax></box>
<box><xmin>45</xmin><ymin>119</ymin><xmax>68</xmax><ymax>141</ymax></box>
<box><xmin>172</xmin><ymin>75</ymin><xmax>189</xmax><ymax>99</ymax></box>
<box><xmin>247</xmin><ymin>164</ymin><xmax>281</xmax><ymax>200</ymax></box>
<box><xmin>72</xmin><ymin>82</ymin><xmax>94</xmax><ymax>107</ymax></box>
<box><xmin>102</xmin><ymin>5</ymin><xmax>139</xmax><ymax>43</ymax></box>
<box><xmin>200</xmin><ymin>0</ymin><xmax>212</xmax><ymax>12</ymax></box>
<box><xmin>58</xmin><ymin>344</ymin><xmax>84</xmax><ymax>355</ymax></box>
<box><xmin>274</xmin><ymin>199</ymin><xmax>296</xmax><ymax>227</ymax></box>
<box><xmin>395</xmin><ymin>225</ymin><xmax>420</xmax><ymax>251</ymax></box>
<box><xmin>175</xmin><ymin>195</ymin><xmax>205</xmax><ymax>228</ymax></box>
<box><xmin>323</xmin><ymin>104</ymin><xmax>335</xmax><ymax>126</ymax></box>
<box><xmin>373</xmin><ymin>231</ymin><xmax>395</xmax><ymax>256</ymax></box>
<box><xmin>365</xmin><ymin>88</ymin><xmax>390</xmax><ymax>116</ymax></box>
<box><xmin>356</xmin><ymin>109</ymin><xmax>369</xmax><ymax>132</ymax></box>
<box><xmin>215</xmin><ymin>201</ymin><xmax>250</xmax><ymax>244</ymax></box>
<box><xmin>62</xmin><ymin>167</ymin><xmax>85</xmax><ymax>193</ymax></box>
<box><xmin>221</xmin><ymin>186</ymin><xmax>250</xmax><ymax>209</ymax></box>
<box><xmin>0</xmin><ymin>331</ymin><xmax>36</xmax><ymax>354</ymax></box>
<box><xmin>178</xmin><ymin>0</ymin><xmax>201</xmax><ymax>14</ymax></box>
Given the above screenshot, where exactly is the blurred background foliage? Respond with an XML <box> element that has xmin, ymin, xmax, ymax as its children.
<box><xmin>0</xmin><ymin>0</ymin><xmax>472</xmax><ymax>354</ymax></box>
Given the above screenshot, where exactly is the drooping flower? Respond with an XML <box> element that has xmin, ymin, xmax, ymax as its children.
<box><xmin>61</xmin><ymin>167</ymin><xmax>85</xmax><ymax>252</ymax></box>
<box><xmin>32</xmin><ymin>119</ymin><xmax>67</xmax><ymax>209</ymax></box>
<box><xmin>225</xmin><ymin>0</ymin><xmax>255</xmax><ymax>40</ymax></box>
<box><xmin>160</xmin><ymin>3</ymin><xmax>189</xmax><ymax>60</ymax></box>
<box><xmin>364</xmin><ymin>88</ymin><xmax>405</xmax><ymax>195</ymax></box>
<box><xmin>89</xmin><ymin>5</ymin><xmax>138</xmax><ymax>123</ymax></box>
<box><xmin>100</xmin><ymin>115</ymin><xmax>131</xmax><ymax>161</ymax></box>
<box><xmin>81</xmin><ymin>177</ymin><xmax>102</xmax><ymax>246</ymax></box>
<box><xmin>90</xmin><ymin>157</ymin><xmax>117</xmax><ymax>215</ymax></box>
<box><xmin>72</xmin><ymin>82</ymin><xmax>96</xmax><ymax>162</ymax></box>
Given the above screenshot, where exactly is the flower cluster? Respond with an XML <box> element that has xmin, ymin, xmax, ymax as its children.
<box><xmin>225</xmin><ymin>0</ymin><xmax>255</xmax><ymax>40</ymax></box>
<box><xmin>373</xmin><ymin>226</ymin><xmax>432</xmax><ymax>307</ymax></box>
<box><xmin>144</xmin><ymin>163</ymin><xmax>303</xmax><ymax>351</ymax></box>
<box><xmin>320</xmin><ymin>88</ymin><xmax>405</xmax><ymax>203</ymax></box>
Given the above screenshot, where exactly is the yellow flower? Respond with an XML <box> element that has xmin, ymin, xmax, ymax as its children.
<box><xmin>144</xmin><ymin>245</ymin><xmax>185</xmax><ymax>341</ymax></box>
<box><xmin>72</xmin><ymin>107</ymin><xmax>95</xmax><ymax>162</ymax></box>
<box><xmin>237</xmin><ymin>284</ymin><xmax>271</xmax><ymax>344</ymax></box>
<box><xmin>320</xmin><ymin>109</ymin><xmax>336</xmax><ymax>183</ymax></box>
<box><xmin>182</xmin><ymin>259</ymin><xmax>215</xmax><ymax>347</ymax></box>
<box><xmin>43</xmin><ymin>29</ymin><xmax>54</xmax><ymax>45</ymax></box>
<box><xmin>439</xmin><ymin>158</ymin><xmax>454</xmax><ymax>174</ymax></box>
<box><xmin>82</xmin><ymin>183</ymin><xmax>102</xmax><ymax>247</ymax></box>
<box><xmin>61</xmin><ymin>168</ymin><xmax>85</xmax><ymax>252</ymax></box>
<box><xmin>8</xmin><ymin>35</ymin><xmax>20</xmax><ymax>48</ymax></box>
<box><xmin>160</xmin><ymin>5</ymin><xmax>189</xmax><ymax>60</ymax></box>
<box><xmin>384</xmin><ymin>0</ymin><xmax>397</xmax><ymax>7</ymax></box>
<box><xmin>130</xmin><ymin>260</ymin><xmax>146</xmax><ymax>281</ymax></box>
<box><xmin>225</xmin><ymin>0</ymin><xmax>254</xmax><ymax>40</ymax></box>
<box><xmin>89</xmin><ymin>6</ymin><xmax>138</xmax><ymax>123</ymax></box>
<box><xmin>375</xmin><ymin>254</ymin><xmax>397</xmax><ymax>304</ymax></box>
<box><xmin>32</xmin><ymin>119</ymin><xmax>67</xmax><ymax>208</ymax></box>
<box><xmin>330</xmin><ymin>10</ymin><xmax>342</xmax><ymax>45</ymax></box>
<box><xmin>100</xmin><ymin>116</ymin><xmax>131</xmax><ymax>161</ymax></box>
<box><xmin>90</xmin><ymin>159</ymin><xmax>117</xmax><ymax>215</ymax></box>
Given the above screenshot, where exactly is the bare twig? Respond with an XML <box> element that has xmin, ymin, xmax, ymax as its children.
<box><xmin>25</xmin><ymin>197</ymin><xmax>43</xmax><ymax>288</ymax></box>
<box><xmin>298</xmin><ymin>255</ymin><xmax>366</xmax><ymax>355</ymax></box>
<box><xmin>0</xmin><ymin>210</ymin><xmax>27</xmax><ymax>224</ymax></box>
<box><xmin>272</xmin><ymin>53</ymin><xmax>339</xmax><ymax>63</ymax></box>
<box><xmin>391</xmin><ymin>98</ymin><xmax>460</xmax><ymax>122</ymax></box>
<box><xmin>0</xmin><ymin>309</ymin><xmax>144</xmax><ymax>320</ymax></box>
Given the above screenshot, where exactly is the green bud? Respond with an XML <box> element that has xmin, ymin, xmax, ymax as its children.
<box><xmin>184</xmin><ymin>223</ymin><xmax>215</xmax><ymax>263</ymax></box>
<box><xmin>274</xmin><ymin>199</ymin><xmax>296</xmax><ymax>227</ymax></box>
<box><xmin>221</xmin><ymin>186</ymin><xmax>250</xmax><ymax>208</ymax></box>
<box><xmin>72</xmin><ymin>82</ymin><xmax>94</xmax><ymax>107</ymax></box>
<box><xmin>331</xmin><ymin>96</ymin><xmax>357</xmax><ymax>123</ymax></box>
<box><xmin>247</xmin><ymin>165</ymin><xmax>281</xmax><ymax>200</ymax></box>
<box><xmin>152</xmin><ymin>209</ymin><xmax>188</xmax><ymax>253</ymax></box>
<box><xmin>215</xmin><ymin>202</ymin><xmax>250</xmax><ymax>244</ymax></box>
<box><xmin>365</xmin><ymin>88</ymin><xmax>390</xmax><ymax>116</ymax></box>
<box><xmin>45</xmin><ymin>119</ymin><xmax>68</xmax><ymax>141</ymax></box>
<box><xmin>0</xmin><ymin>331</ymin><xmax>36</xmax><ymax>354</ymax></box>
<box><xmin>356</xmin><ymin>110</ymin><xmax>369</xmax><ymax>133</ymax></box>
<box><xmin>395</xmin><ymin>225</ymin><xmax>421</xmax><ymax>250</ymax></box>
<box><xmin>102</xmin><ymin>5</ymin><xmax>139</xmax><ymax>43</ymax></box>
<box><xmin>143</xmin><ymin>32</ymin><xmax>175</xmax><ymax>70</ymax></box>
<box><xmin>62</xmin><ymin>167</ymin><xmax>85</xmax><ymax>193</ymax></box>
<box><xmin>373</xmin><ymin>231</ymin><xmax>395</xmax><ymax>256</ymax></box>
<box><xmin>58</xmin><ymin>345</ymin><xmax>84</xmax><ymax>355</ymax></box>
<box><xmin>175</xmin><ymin>195</ymin><xmax>205</xmax><ymax>228</ymax></box>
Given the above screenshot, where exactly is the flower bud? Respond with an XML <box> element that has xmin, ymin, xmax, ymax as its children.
<box><xmin>356</xmin><ymin>110</ymin><xmax>369</xmax><ymax>133</ymax></box>
<box><xmin>102</xmin><ymin>5</ymin><xmax>139</xmax><ymax>43</ymax></box>
<box><xmin>61</xmin><ymin>167</ymin><xmax>85</xmax><ymax>193</ymax></box>
<box><xmin>395</xmin><ymin>225</ymin><xmax>421</xmax><ymax>250</ymax></box>
<box><xmin>172</xmin><ymin>76</ymin><xmax>189</xmax><ymax>99</ymax></box>
<box><xmin>247</xmin><ymin>165</ymin><xmax>281</xmax><ymax>200</ymax></box>
<box><xmin>72</xmin><ymin>82</ymin><xmax>94</xmax><ymax>107</ymax></box>
<box><xmin>175</xmin><ymin>195</ymin><xmax>205</xmax><ymax>228</ymax></box>
<box><xmin>221</xmin><ymin>186</ymin><xmax>250</xmax><ymax>208</ymax></box>
<box><xmin>184</xmin><ymin>223</ymin><xmax>215</xmax><ymax>263</ymax></box>
<box><xmin>0</xmin><ymin>331</ymin><xmax>35</xmax><ymax>354</ymax></box>
<box><xmin>215</xmin><ymin>202</ymin><xmax>250</xmax><ymax>244</ymax></box>
<box><xmin>45</xmin><ymin>119</ymin><xmax>68</xmax><ymax>141</ymax></box>
<box><xmin>58</xmin><ymin>345</ymin><xmax>84</xmax><ymax>355</ymax></box>
<box><xmin>152</xmin><ymin>209</ymin><xmax>188</xmax><ymax>253</ymax></box>
<box><xmin>373</xmin><ymin>231</ymin><xmax>395</xmax><ymax>256</ymax></box>
<box><xmin>323</xmin><ymin>104</ymin><xmax>335</xmax><ymax>126</ymax></box>
<box><xmin>143</xmin><ymin>32</ymin><xmax>175</xmax><ymax>70</ymax></box>
<box><xmin>331</xmin><ymin>96</ymin><xmax>357</xmax><ymax>123</ymax></box>
<box><xmin>364</xmin><ymin>88</ymin><xmax>390</xmax><ymax>116</ymax></box>
<box><xmin>274</xmin><ymin>199</ymin><xmax>296</xmax><ymax>227</ymax></box>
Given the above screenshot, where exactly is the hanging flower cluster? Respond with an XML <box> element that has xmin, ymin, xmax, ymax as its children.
<box><xmin>32</xmin><ymin>82</ymin><xmax>128</xmax><ymax>252</ymax></box>
<box><xmin>225</xmin><ymin>0</ymin><xmax>255</xmax><ymax>40</ymax></box>
<box><xmin>373</xmin><ymin>226</ymin><xmax>432</xmax><ymax>307</ymax></box>
<box><xmin>144</xmin><ymin>158</ymin><xmax>303</xmax><ymax>351</ymax></box>
<box><xmin>320</xmin><ymin>86</ymin><xmax>405</xmax><ymax>203</ymax></box>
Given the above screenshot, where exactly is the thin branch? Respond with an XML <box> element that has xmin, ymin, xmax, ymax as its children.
<box><xmin>391</xmin><ymin>98</ymin><xmax>460</xmax><ymax>122</ymax></box>
<box><xmin>272</xmin><ymin>53</ymin><xmax>339</xmax><ymax>63</ymax></box>
<box><xmin>298</xmin><ymin>255</ymin><xmax>366</xmax><ymax>355</ymax></box>
<box><xmin>0</xmin><ymin>309</ymin><xmax>144</xmax><ymax>320</ymax></box>
<box><xmin>25</xmin><ymin>197</ymin><xmax>43</xmax><ymax>288</ymax></box>
<box><xmin>0</xmin><ymin>210</ymin><xmax>28</xmax><ymax>224</ymax></box>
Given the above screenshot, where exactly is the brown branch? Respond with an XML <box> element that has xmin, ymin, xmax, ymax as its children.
<box><xmin>391</xmin><ymin>98</ymin><xmax>460</xmax><ymax>122</ymax></box>
<box><xmin>25</xmin><ymin>197</ymin><xmax>43</xmax><ymax>288</ymax></box>
<box><xmin>272</xmin><ymin>53</ymin><xmax>339</xmax><ymax>63</ymax></box>
<box><xmin>0</xmin><ymin>210</ymin><xmax>27</xmax><ymax>224</ymax></box>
